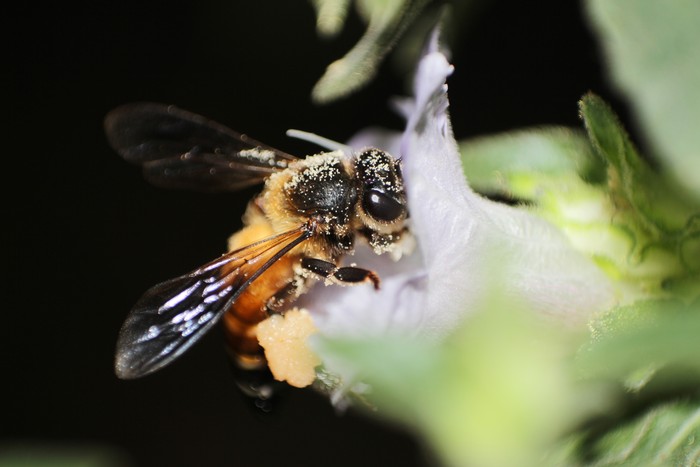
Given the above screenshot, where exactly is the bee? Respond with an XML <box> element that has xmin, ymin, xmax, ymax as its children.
<box><xmin>104</xmin><ymin>103</ymin><xmax>411</xmax><ymax>397</ymax></box>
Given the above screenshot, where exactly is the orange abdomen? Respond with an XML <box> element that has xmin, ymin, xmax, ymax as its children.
<box><xmin>222</xmin><ymin>221</ymin><xmax>297</xmax><ymax>367</ymax></box>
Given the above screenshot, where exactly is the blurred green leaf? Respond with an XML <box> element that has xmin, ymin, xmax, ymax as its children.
<box><xmin>539</xmin><ymin>300</ymin><xmax>700</xmax><ymax>466</ymax></box>
<box><xmin>585</xmin><ymin>0</ymin><xmax>700</xmax><ymax>201</ymax></box>
<box><xmin>0</xmin><ymin>444</ymin><xmax>128</xmax><ymax>467</ymax></box>
<box><xmin>459</xmin><ymin>126</ymin><xmax>604</xmax><ymax>197</ymax></box>
<box><xmin>311</xmin><ymin>0</ymin><xmax>430</xmax><ymax>103</ymax></box>
<box><xmin>316</xmin><ymin>294</ymin><xmax>608</xmax><ymax>467</ymax></box>
<box><xmin>310</xmin><ymin>0</ymin><xmax>351</xmax><ymax>37</ymax></box>
<box><xmin>316</xmin><ymin>294</ymin><xmax>700</xmax><ymax>467</ymax></box>
<box><xmin>583</xmin><ymin>402</ymin><xmax>700</xmax><ymax>466</ymax></box>
<box><xmin>579</xmin><ymin>300</ymin><xmax>700</xmax><ymax>385</ymax></box>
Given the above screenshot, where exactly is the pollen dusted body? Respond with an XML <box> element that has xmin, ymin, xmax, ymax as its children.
<box><xmin>104</xmin><ymin>103</ymin><xmax>411</xmax><ymax>399</ymax></box>
<box><xmin>224</xmin><ymin>151</ymin><xmax>409</xmax><ymax>370</ymax></box>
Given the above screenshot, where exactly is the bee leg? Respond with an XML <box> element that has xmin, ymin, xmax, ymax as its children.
<box><xmin>301</xmin><ymin>257</ymin><xmax>380</xmax><ymax>290</ymax></box>
<box><xmin>265</xmin><ymin>281</ymin><xmax>302</xmax><ymax>315</ymax></box>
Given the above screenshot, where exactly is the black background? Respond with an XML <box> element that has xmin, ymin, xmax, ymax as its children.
<box><xmin>6</xmin><ymin>1</ymin><xmax>622</xmax><ymax>466</ymax></box>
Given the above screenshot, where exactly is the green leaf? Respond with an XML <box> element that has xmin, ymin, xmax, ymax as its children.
<box><xmin>578</xmin><ymin>300</ymin><xmax>700</xmax><ymax>389</ymax></box>
<box><xmin>458</xmin><ymin>128</ymin><xmax>613</xmax><ymax>243</ymax></box>
<box><xmin>310</xmin><ymin>0</ymin><xmax>351</xmax><ymax>37</ymax></box>
<box><xmin>580</xmin><ymin>93</ymin><xmax>699</xmax><ymax>237</ymax></box>
<box><xmin>553</xmin><ymin>300</ymin><xmax>700</xmax><ymax>465</ymax></box>
<box><xmin>315</xmin><ymin>297</ymin><xmax>606</xmax><ymax>467</ymax></box>
<box><xmin>0</xmin><ymin>444</ymin><xmax>126</xmax><ymax>467</ymax></box>
<box><xmin>311</xmin><ymin>0</ymin><xmax>430</xmax><ymax>103</ymax></box>
<box><xmin>459</xmin><ymin>126</ymin><xmax>604</xmax><ymax>197</ymax></box>
<box><xmin>585</xmin><ymin>0</ymin><xmax>700</xmax><ymax>201</ymax></box>
<box><xmin>584</xmin><ymin>402</ymin><xmax>700</xmax><ymax>466</ymax></box>
<box><xmin>458</xmin><ymin>128</ymin><xmax>639</xmax><ymax>295</ymax></box>
<box><xmin>579</xmin><ymin>94</ymin><xmax>700</xmax><ymax>289</ymax></box>
<box><xmin>459</xmin><ymin>107</ymin><xmax>700</xmax><ymax>300</ymax></box>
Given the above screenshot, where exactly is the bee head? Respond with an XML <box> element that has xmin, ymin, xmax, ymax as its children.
<box><xmin>354</xmin><ymin>149</ymin><xmax>407</xmax><ymax>228</ymax></box>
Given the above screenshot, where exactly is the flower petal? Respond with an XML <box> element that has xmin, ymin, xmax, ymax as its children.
<box><xmin>307</xmin><ymin>30</ymin><xmax>614</xmax><ymax>361</ymax></box>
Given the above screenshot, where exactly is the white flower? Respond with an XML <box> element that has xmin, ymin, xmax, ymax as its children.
<box><xmin>304</xmin><ymin>31</ymin><xmax>614</xmax><ymax>388</ymax></box>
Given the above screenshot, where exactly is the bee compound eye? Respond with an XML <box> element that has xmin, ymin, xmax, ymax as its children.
<box><xmin>362</xmin><ymin>189</ymin><xmax>404</xmax><ymax>222</ymax></box>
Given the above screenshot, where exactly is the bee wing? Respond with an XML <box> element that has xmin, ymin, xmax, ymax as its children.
<box><xmin>115</xmin><ymin>226</ymin><xmax>311</xmax><ymax>379</ymax></box>
<box><xmin>104</xmin><ymin>102</ymin><xmax>298</xmax><ymax>191</ymax></box>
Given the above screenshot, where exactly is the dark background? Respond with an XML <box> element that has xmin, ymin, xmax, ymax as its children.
<box><xmin>6</xmin><ymin>1</ymin><xmax>621</xmax><ymax>466</ymax></box>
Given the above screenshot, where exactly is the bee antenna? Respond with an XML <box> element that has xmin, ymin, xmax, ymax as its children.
<box><xmin>286</xmin><ymin>129</ymin><xmax>352</xmax><ymax>155</ymax></box>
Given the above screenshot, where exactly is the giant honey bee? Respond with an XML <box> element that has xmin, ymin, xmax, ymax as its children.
<box><xmin>104</xmin><ymin>103</ymin><xmax>411</xmax><ymax>393</ymax></box>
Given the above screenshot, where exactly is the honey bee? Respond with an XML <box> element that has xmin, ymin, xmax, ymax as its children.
<box><xmin>104</xmin><ymin>103</ymin><xmax>411</xmax><ymax>395</ymax></box>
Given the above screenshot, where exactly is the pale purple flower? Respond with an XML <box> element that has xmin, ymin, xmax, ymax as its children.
<box><xmin>304</xmin><ymin>32</ymin><xmax>614</xmax><ymax>382</ymax></box>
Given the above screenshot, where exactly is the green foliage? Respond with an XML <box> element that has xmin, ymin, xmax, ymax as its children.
<box><xmin>460</xmin><ymin>127</ymin><xmax>604</xmax><ymax>193</ymax></box>
<box><xmin>310</xmin><ymin>0</ymin><xmax>351</xmax><ymax>37</ymax></box>
<box><xmin>454</xmin><ymin>87</ymin><xmax>700</xmax><ymax>466</ymax></box>
<box><xmin>583</xmin><ymin>402</ymin><xmax>700</xmax><ymax>467</ymax></box>
<box><xmin>586</xmin><ymin>0</ymin><xmax>700</xmax><ymax>201</ymax></box>
<box><xmin>316</xmin><ymin>283</ymin><xmax>700</xmax><ymax>467</ymax></box>
<box><xmin>569</xmin><ymin>300</ymin><xmax>700</xmax><ymax>466</ymax></box>
<box><xmin>460</xmin><ymin>96</ymin><xmax>700</xmax><ymax>304</ymax></box>
<box><xmin>316</xmin><ymin>294</ymin><xmax>610</xmax><ymax>467</ymax></box>
<box><xmin>579</xmin><ymin>94</ymin><xmax>699</xmax><ymax>239</ymax></box>
<box><xmin>580</xmin><ymin>300</ymin><xmax>700</xmax><ymax>387</ymax></box>
<box><xmin>311</xmin><ymin>0</ymin><xmax>430</xmax><ymax>103</ymax></box>
<box><xmin>579</xmin><ymin>94</ymin><xmax>700</xmax><ymax>297</ymax></box>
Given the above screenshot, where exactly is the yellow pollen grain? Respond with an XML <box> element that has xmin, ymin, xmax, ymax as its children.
<box><xmin>257</xmin><ymin>308</ymin><xmax>321</xmax><ymax>388</ymax></box>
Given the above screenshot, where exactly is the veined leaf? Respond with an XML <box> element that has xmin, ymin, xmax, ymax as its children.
<box><xmin>585</xmin><ymin>402</ymin><xmax>700</xmax><ymax>466</ymax></box>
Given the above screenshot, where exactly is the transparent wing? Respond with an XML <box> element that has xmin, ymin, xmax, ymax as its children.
<box><xmin>104</xmin><ymin>102</ymin><xmax>297</xmax><ymax>191</ymax></box>
<box><xmin>115</xmin><ymin>226</ymin><xmax>311</xmax><ymax>379</ymax></box>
